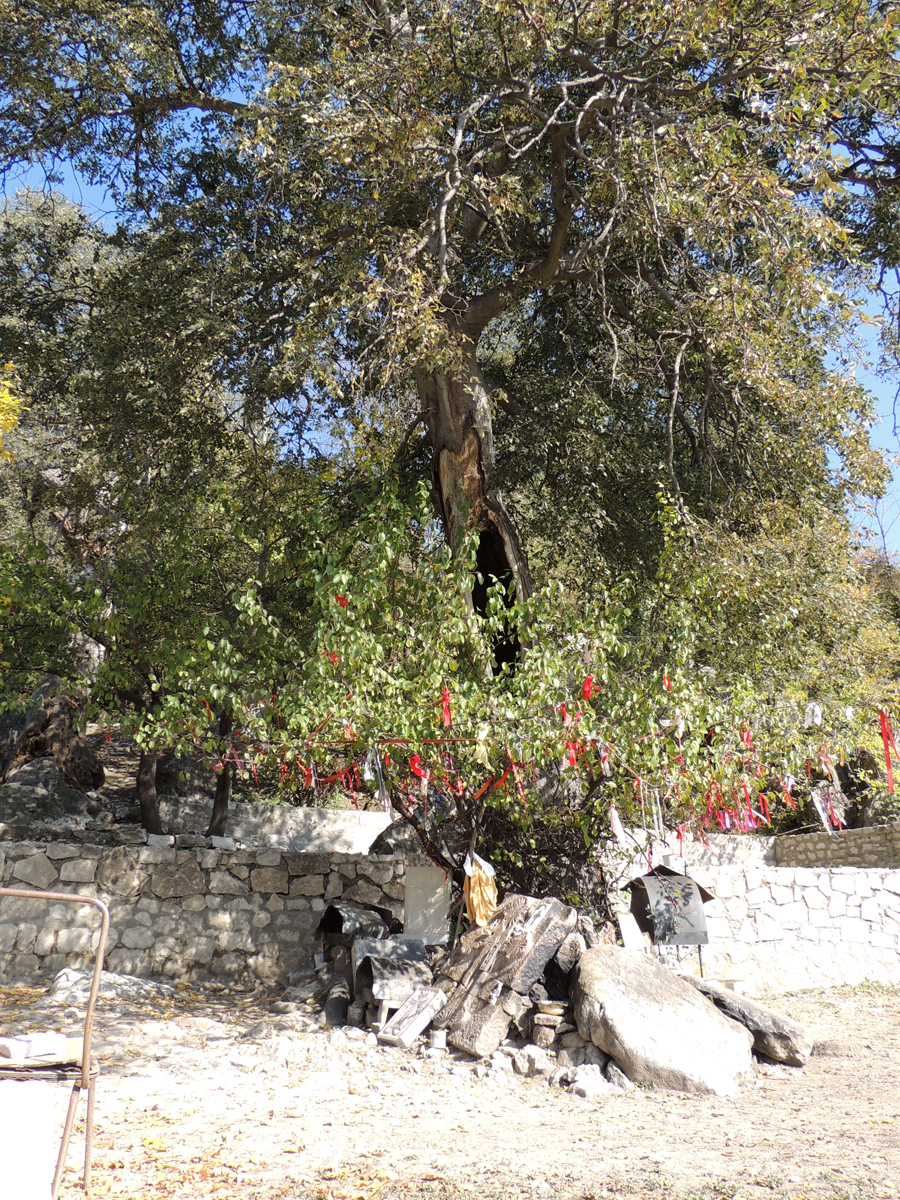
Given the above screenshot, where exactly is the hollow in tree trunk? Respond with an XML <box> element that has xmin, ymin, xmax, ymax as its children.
<box><xmin>415</xmin><ymin>319</ymin><xmax>532</xmax><ymax>669</ymax></box>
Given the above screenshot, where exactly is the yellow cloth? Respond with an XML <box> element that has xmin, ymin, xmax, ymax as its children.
<box><xmin>463</xmin><ymin>864</ymin><xmax>498</xmax><ymax>927</ymax></box>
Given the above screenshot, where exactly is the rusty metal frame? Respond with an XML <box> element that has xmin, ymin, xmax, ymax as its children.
<box><xmin>0</xmin><ymin>886</ymin><xmax>110</xmax><ymax>1197</ymax></box>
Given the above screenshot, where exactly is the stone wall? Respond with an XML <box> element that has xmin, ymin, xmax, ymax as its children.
<box><xmin>610</xmin><ymin>860</ymin><xmax>900</xmax><ymax>996</ymax></box>
<box><xmin>0</xmin><ymin>835</ymin><xmax>408</xmax><ymax>987</ymax></box>
<box><xmin>774</xmin><ymin>821</ymin><xmax>900</xmax><ymax>869</ymax></box>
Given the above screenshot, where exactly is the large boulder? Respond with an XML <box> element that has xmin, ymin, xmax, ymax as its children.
<box><xmin>571</xmin><ymin>945</ymin><xmax>753</xmax><ymax>1096</ymax></box>
<box><xmin>683</xmin><ymin>976</ymin><xmax>813</xmax><ymax>1066</ymax></box>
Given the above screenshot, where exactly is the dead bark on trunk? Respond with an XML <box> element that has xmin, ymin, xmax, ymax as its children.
<box><xmin>414</xmin><ymin>332</ymin><xmax>532</xmax><ymax>603</ymax></box>
<box><xmin>206</xmin><ymin>711</ymin><xmax>234</xmax><ymax>838</ymax></box>
<box><xmin>137</xmin><ymin>748</ymin><xmax>163</xmax><ymax>834</ymax></box>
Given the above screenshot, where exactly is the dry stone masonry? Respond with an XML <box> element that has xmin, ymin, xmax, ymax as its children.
<box><xmin>774</xmin><ymin>820</ymin><xmax>900</xmax><ymax>869</ymax></box>
<box><xmin>604</xmin><ymin>827</ymin><xmax>900</xmax><ymax>995</ymax></box>
<box><xmin>0</xmin><ymin>834</ymin><xmax>409</xmax><ymax>987</ymax></box>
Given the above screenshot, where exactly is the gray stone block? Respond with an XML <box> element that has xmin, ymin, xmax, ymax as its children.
<box><xmin>45</xmin><ymin>843</ymin><xmax>83</xmax><ymax>860</ymax></box>
<box><xmin>342</xmin><ymin>879</ymin><xmax>384</xmax><ymax>906</ymax></box>
<box><xmin>255</xmin><ymin>850</ymin><xmax>282</xmax><ymax>867</ymax></box>
<box><xmin>94</xmin><ymin>844</ymin><xmax>145</xmax><ymax>902</ymax></box>
<box><xmin>56</xmin><ymin>927</ymin><xmax>92</xmax><ymax>954</ymax></box>
<box><xmin>209</xmin><ymin>870</ymin><xmax>249</xmax><ymax>895</ymax></box>
<box><xmin>360</xmin><ymin>861</ymin><xmax>394</xmax><ymax>886</ymax></box>
<box><xmin>34</xmin><ymin>928</ymin><xmax>56</xmax><ymax>956</ymax></box>
<box><xmin>210</xmin><ymin>836</ymin><xmax>235</xmax><ymax>851</ymax></box>
<box><xmin>183</xmin><ymin>936</ymin><xmax>216</xmax><ymax>964</ymax></box>
<box><xmin>0</xmin><ymin>923</ymin><xmax>17</xmax><ymax>952</ymax></box>
<box><xmin>138</xmin><ymin>846</ymin><xmax>176</xmax><ymax>865</ymax></box>
<box><xmin>211</xmin><ymin>952</ymin><xmax>245</xmax><ymax>979</ymax></box>
<box><xmin>106</xmin><ymin>949</ymin><xmax>152</xmax><ymax>976</ymax></box>
<box><xmin>217</xmin><ymin>930</ymin><xmax>254</xmax><ymax>952</ymax></box>
<box><xmin>15</xmin><ymin>922</ymin><xmax>37</xmax><ymax>951</ymax></box>
<box><xmin>152</xmin><ymin>861</ymin><xmax>204</xmax><ymax>899</ymax></box>
<box><xmin>250</xmin><ymin>867</ymin><xmax>289</xmax><ymax>893</ymax></box>
<box><xmin>284</xmin><ymin>853</ymin><xmax>331</xmax><ymax>876</ymax></box>
<box><xmin>12</xmin><ymin>852</ymin><xmax>58</xmax><ymax>890</ymax></box>
<box><xmin>0</xmin><ymin>897</ymin><xmax>47</xmax><ymax>921</ymax></box>
<box><xmin>59</xmin><ymin>859</ymin><xmax>98</xmax><ymax>883</ymax></box>
<box><xmin>121</xmin><ymin>926</ymin><xmax>155</xmax><ymax>949</ymax></box>
<box><xmin>290</xmin><ymin>874</ymin><xmax>325</xmax><ymax>897</ymax></box>
<box><xmin>182</xmin><ymin>894</ymin><xmax>206</xmax><ymax>913</ymax></box>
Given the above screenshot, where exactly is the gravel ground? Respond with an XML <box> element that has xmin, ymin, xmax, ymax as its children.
<box><xmin>1</xmin><ymin>979</ymin><xmax>898</xmax><ymax>1200</ymax></box>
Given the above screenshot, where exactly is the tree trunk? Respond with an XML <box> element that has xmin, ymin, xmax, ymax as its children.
<box><xmin>9</xmin><ymin>679</ymin><xmax>105</xmax><ymax>791</ymax></box>
<box><xmin>414</xmin><ymin>328</ymin><xmax>532</xmax><ymax>603</ymax></box>
<box><xmin>206</xmin><ymin>711</ymin><xmax>234</xmax><ymax>838</ymax></box>
<box><xmin>137</xmin><ymin>748</ymin><xmax>163</xmax><ymax>834</ymax></box>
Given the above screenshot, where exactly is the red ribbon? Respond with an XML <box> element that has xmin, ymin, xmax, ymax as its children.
<box><xmin>583</xmin><ymin>675</ymin><xmax>594</xmax><ymax>700</ymax></box>
<box><xmin>441</xmin><ymin>686</ymin><xmax>452</xmax><ymax>728</ymax></box>
<box><xmin>493</xmin><ymin>766</ymin><xmax>512</xmax><ymax>789</ymax></box>
<box><xmin>880</xmin><ymin>709</ymin><xmax>898</xmax><ymax>794</ymax></box>
<box><xmin>663</xmin><ymin>672</ymin><xmax>673</xmax><ymax>692</ymax></box>
<box><xmin>409</xmin><ymin>754</ymin><xmax>431</xmax><ymax>782</ymax></box>
<box><xmin>509</xmin><ymin>755</ymin><xmax>527</xmax><ymax>806</ymax></box>
<box><xmin>334</xmin><ymin>594</ymin><xmax>348</xmax><ymax>608</ymax></box>
<box><xmin>472</xmin><ymin>776</ymin><xmax>494</xmax><ymax>801</ymax></box>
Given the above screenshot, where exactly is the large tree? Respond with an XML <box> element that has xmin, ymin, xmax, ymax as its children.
<box><xmin>4</xmin><ymin>2</ymin><xmax>900</xmax><ymax>876</ymax></box>
<box><xmin>3</xmin><ymin>1</ymin><xmax>898</xmax><ymax>586</ymax></box>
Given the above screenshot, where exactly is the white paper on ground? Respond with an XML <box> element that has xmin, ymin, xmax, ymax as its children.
<box><xmin>0</xmin><ymin>1080</ymin><xmax>69</xmax><ymax>1200</ymax></box>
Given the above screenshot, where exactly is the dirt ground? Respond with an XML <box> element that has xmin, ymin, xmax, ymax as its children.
<box><xmin>1</xmin><ymin>980</ymin><xmax>897</xmax><ymax>1200</ymax></box>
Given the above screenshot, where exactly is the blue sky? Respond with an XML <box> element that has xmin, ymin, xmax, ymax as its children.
<box><xmin>6</xmin><ymin>161</ymin><xmax>900</xmax><ymax>555</ymax></box>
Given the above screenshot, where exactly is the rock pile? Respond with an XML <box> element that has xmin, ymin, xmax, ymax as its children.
<box><xmin>311</xmin><ymin>891</ymin><xmax>811</xmax><ymax>1099</ymax></box>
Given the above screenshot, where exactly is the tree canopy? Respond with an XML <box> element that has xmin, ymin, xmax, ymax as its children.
<box><xmin>3</xmin><ymin>1</ymin><xmax>900</xmax><ymax>890</ymax></box>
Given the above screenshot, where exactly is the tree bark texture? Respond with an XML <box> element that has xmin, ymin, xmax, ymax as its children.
<box><xmin>414</xmin><ymin>324</ymin><xmax>533</xmax><ymax>604</ymax></box>
<box><xmin>206</xmin><ymin>710</ymin><xmax>234</xmax><ymax>838</ymax></box>
<box><xmin>9</xmin><ymin>685</ymin><xmax>105</xmax><ymax>791</ymax></box>
<box><xmin>137</xmin><ymin>747</ymin><xmax>163</xmax><ymax>834</ymax></box>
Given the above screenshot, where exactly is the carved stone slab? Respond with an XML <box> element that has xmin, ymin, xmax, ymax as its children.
<box><xmin>377</xmin><ymin>986</ymin><xmax>446</xmax><ymax>1048</ymax></box>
